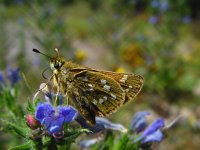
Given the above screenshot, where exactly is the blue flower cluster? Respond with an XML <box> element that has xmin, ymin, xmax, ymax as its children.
<box><xmin>151</xmin><ymin>0</ymin><xmax>169</xmax><ymax>12</ymax></box>
<box><xmin>76</xmin><ymin>115</ymin><xmax>127</xmax><ymax>133</ymax></box>
<box><xmin>131</xmin><ymin>111</ymin><xmax>165</xmax><ymax>143</ymax></box>
<box><xmin>78</xmin><ymin>111</ymin><xmax>165</xmax><ymax>149</ymax></box>
<box><xmin>35</xmin><ymin>102</ymin><xmax>78</xmax><ymax>135</ymax></box>
<box><xmin>0</xmin><ymin>67</ymin><xmax>21</xmax><ymax>87</ymax></box>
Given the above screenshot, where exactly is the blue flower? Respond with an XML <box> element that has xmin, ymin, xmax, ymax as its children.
<box><xmin>79</xmin><ymin>138</ymin><xmax>100</xmax><ymax>148</ymax></box>
<box><xmin>35</xmin><ymin>102</ymin><xmax>78</xmax><ymax>135</ymax></box>
<box><xmin>131</xmin><ymin>111</ymin><xmax>150</xmax><ymax>133</ymax></box>
<box><xmin>160</xmin><ymin>0</ymin><xmax>169</xmax><ymax>12</ymax></box>
<box><xmin>151</xmin><ymin>0</ymin><xmax>169</xmax><ymax>12</ymax></box>
<box><xmin>44</xmin><ymin>92</ymin><xmax>64</xmax><ymax>104</ymax></box>
<box><xmin>139</xmin><ymin>118</ymin><xmax>165</xmax><ymax>143</ymax></box>
<box><xmin>149</xmin><ymin>16</ymin><xmax>158</xmax><ymax>24</ymax></box>
<box><xmin>6</xmin><ymin>67</ymin><xmax>21</xmax><ymax>86</ymax></box>
<box><xmin>182</xmin><ymin>16</ymin><xmax>191</xmax><ymax>24</ymax></box>
<box><xmin>151</xmin><ymin>0</ymin><xmax>159</xmax><ymax>8</ymax></box>
<box><xmin>44</xmin><ymin>92</ymin><xmax>53</xmax><ymax>102</ymax></box>
<box><xmin>142</xmin><ymin>129</ymin><xmax>163</xmax><ymax>143</ymax></box>
<box><xmin>0</xmin><ymin>71</ymin><xmax>5</xmax><ymax>85</ymax></box>
<box><xmin>76</xmin><ymin>115</ymin><xmax>127</xmax><ymax>133</ymax></box>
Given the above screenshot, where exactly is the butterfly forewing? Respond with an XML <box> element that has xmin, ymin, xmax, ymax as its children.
<box><xmin>98</xmin><ymin>71</ymin><xmax>144</xmax><ymax>103</ymax></box>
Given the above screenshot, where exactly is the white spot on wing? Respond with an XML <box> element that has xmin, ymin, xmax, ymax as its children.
<box><xmin>93</xmin><ymin>99</ymin><xmax>98</xmax><ymax>104</ymax></box>
<box><xmin>99</xmin><ymin>98</ymin><xmax>104</xmax><ymax>104</ymax></box>
<box><xmin>111</xmin><ymin>93</ymin><xmax>117</xmax><ymax>99</ymax></box>
<box><xmin>103</xmin><ymin>85</ymin><xmax>111</xmax><ymax>91</ymax></box>
<box><xmin>78</xmin><ymin>76</ymin><xmax>88</xmax><ymax>81</ymax></box>
<box><xmin>103</xmin><ymin>96</ymin><xmax>107</xmax><ymax>100</ymax></box>
<box><xmin>101</xmin><ymin>79</ymin><xmax>107</xmax><ymax>85</ymax></box>
<box><xmin>88</xmin><ymin>84</ymin><xmax>93</xmax><ymax>88</ymax></box>
<box><xmin>123</xmin><ymin>75</ymin><xmax>128</xmax><ymax>79</ymax></box>
<box><xmin>119</xmin><ymin>74</ymin><xmax>128</xmax><ymax>83</ymax></box>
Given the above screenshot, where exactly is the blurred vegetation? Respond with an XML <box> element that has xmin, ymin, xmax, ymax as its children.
<box><xmin>0</xmin><ymin>0</ymin><xmax>200</xmax><ymax>149</ymax></box>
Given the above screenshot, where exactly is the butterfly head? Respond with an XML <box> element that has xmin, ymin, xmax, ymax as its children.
<box><xmin>32</xmin><ymin>48</ymin><xmax>65</xmax><ymax>73</ymax></box>
<box><xmin>50</xmin><ymin>57</ymin><xmax>65</xmax><ymax>71</ymax></box>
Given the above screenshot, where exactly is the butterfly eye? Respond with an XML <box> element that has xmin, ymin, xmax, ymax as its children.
<box><xmin>54</xmin><ymin>60</ymin><xmax>61</xmax><ymax>69</ymax></box>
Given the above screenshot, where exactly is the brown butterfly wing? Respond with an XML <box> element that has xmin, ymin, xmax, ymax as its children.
<box><xmin>92</xmin><ymin>70</ymin><xmax>144</xmax><ymax>103</ymax></box>
<box><xmin>68</xmin><ymin>70</ymin><xmax>126</xmax><ymax>124</ymax></box>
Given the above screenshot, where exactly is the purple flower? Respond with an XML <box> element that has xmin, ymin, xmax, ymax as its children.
<box><xmin>44</xmin><ymin>92</ymin><xmax>53</xmax><ymax>102</ymax></box>
<box><xmin>151</xmin><ymin>0</ymin><xmax>169</xmax><ymax>12</ymax></box>
<box><xmin>76</xmin><ymin>115</ymin><xmax>127</xmax><ymax>133</ymax></box>
<box><xmin>142</xmin><ymin>130</ymin><xmax>163</xmax><ymax>143</ymax></box>
<box><xmin>45</xmin><ymin>92</ymin><xmax>64</xmax><ymax>104</ymax></box>
<box><xmin>131</xmin><ymin>111</ymin><xmax>150</xmax><ymax>133</ymax></box>
<box><xmin>160</xmin><ymin>0</ymin><xmax>169</xmax><ymax>12</ymax></box>
<box><xmin>6</xmin><ymin>67</ymin><xmax>21</xmax><ymax>86</ymax></box>
<box><xmin>35</xmin><ymin>102</ymin><xmax>78</xmax><ymax>135</ymax></box>
<box><xmin>79</xmin><ymin>138</ymin><xmax>100</xmax><ymax>148</ymax></box>
<box><xmin>182</xmin><ymin>16</ymin><xmax>191</xmax><ymax>24</ymax></box>
<box><xmin>0</xmin><ymin>71</ymin><xmax>5</xmax><ymax>86</ymax></box>
<box><xmin>95</xmin><ymin>117</ymin><xmax>127</xmax><ymax>132</ymax></box>
<box><xmin>149</xmin><ymin>16</ymin><xmax>158</xmax><ymax>24</ymax></box>
<box><xmin>139</xmin><ymin>118</ymin><xmax>165</xmax><ymax>143</ymax></box>
<box><xmin>151</xmin><ymin>0</ymin><xmax>159</xmax><ymax>8</ymax></box>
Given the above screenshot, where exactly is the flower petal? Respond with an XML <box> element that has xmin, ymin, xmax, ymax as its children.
<box><xmin>95</xmin><ymin>117</ymin><xmax>127</xmax><ymax>133</ymax></box>
<box><xmin>142</xmin><ymin>118</ymin><xmax>165</xmax><ymax>137</ymax></box>
<box><xmin>149</xmin><ymin>16</ymin><xmax>158</xmax><ymax>24</ymax></box>
<box><xmin>76</xmin><ymin>116</ymin><xmax>127</xmax><ymax>133</ymax></box>
<box><xmin>35</xmin><ymin>102</ymin><xmax>55</xmax><ymax>123</ymax></box>
<box><xmin>79</xmin><ymin>138</ymin><xmax>100</xmax><ymax>148</ymax></box>
<box><xmin>44</xmin><ymin>92</ymin><xmax>53</xmax><ymax>102</ymax></box>
<box><xmin>48</xmin><ymin>116</ymin><xmax>65</xmax><ymax>134</ymax></box>
<box><xmin>0</xmin><ymin>71</ymin><xmax>4</xmax><ymax>85</ymax></box>
<box><xmin>142</xmin><ymin>130</ymin><xmax>164</xmax><ymax>143</ymax></box>
<box><xmin>41</xmin><ymin>117</ymin><xmax>52</xmax><ymax>128</ymax></box>
<box><xmin>6</xmin><ymin>67</ymin><xmax>21</xmax><ymax>86</ymax></box>
<box><xmin>57</xmin><ymin>106</ymin><xmax>78</xmax><ymax>122</ymax></box>
<box><xmin>131</xmin><ymin>111</ymin><xmax>150</xmax><ymax>133</ymax></box>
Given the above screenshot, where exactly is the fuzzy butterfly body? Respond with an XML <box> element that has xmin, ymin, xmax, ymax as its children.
<box><xmin>33</xmin><ymin>49</ymin><xmax>144</xmax><ymax>125</ymax></box>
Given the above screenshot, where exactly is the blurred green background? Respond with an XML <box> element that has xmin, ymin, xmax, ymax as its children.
<box><xmin>0</xmin><ymin>0</ymin><xmax>200</xmax><ymax>149</ymax></box>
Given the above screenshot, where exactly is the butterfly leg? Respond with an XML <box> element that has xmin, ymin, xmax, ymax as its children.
<box><xmin>55</xmin><ymin>82</ymin><xmax>61</xmax><ymax>105</ymax></box>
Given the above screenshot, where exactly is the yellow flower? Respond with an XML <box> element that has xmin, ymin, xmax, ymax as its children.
<box><xmin>115</xmin><ymin>67</ymin><xmax>125</xmax><ymax>73</ymax></box>
<box><xmin>122</xmin><ymin>43</ymin><xmax>144</xmax><ymax>67</ymax></box>
<box><xmin>75</xmin><ymin>49</ymin><xmax>87</xmax><ymax>62</ymax></box>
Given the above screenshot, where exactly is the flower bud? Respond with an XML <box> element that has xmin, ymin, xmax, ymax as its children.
<box><xmin>26</xmin><ymin>114</ymin><xmax>40</xmax><ymax>129</ymax></box>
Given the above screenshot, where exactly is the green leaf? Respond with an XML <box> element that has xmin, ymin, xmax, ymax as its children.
<box><xmin>4</xmin><ymin>88</ymin><xmax>16</xmax><ymax>110</ymax></box>
<box><xmin>63</xmin><ymin>128</ymin><xmax>90</xmax><ymax>143</ymax></box>
<box><xmin>113</xmin><ymin>133</ymin><xmax>129</xmax><ymax>150</ymax></box>
<box><xmin>9</xmin><ymin>140</ymin><xmax>33</xmax><ymax>150</ymax></box>
<box><xmin>26</xmin><ymin>100</ymin><xmax>35</xmax><ymax>113</ymax></box>
<box><xmin>1</xmin><ymin>119</ymin><xmax>29</xmax><ymax>138</ymax></box>
<box><xmin>42</xmin><ymin>136</ymin><xmax>51</xmax><ymax>145</ymax></box>
<box><xmin>96</xmin><ymin>131</ymin><xmax>114</xmax><ymax>150</ymax></box>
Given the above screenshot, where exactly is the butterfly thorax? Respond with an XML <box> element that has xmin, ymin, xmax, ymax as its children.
<box><xmin>50</xmin><ymin>57</ymin><xmax>82</xmax><ymax>93</ymax></box>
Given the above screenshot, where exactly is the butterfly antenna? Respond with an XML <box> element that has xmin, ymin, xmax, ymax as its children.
<box><xmin>32</xmin><ymin>48</ymin><xmax>52</xmax><ymax>58</ymax></box>
<box><xmin>54</xmin><ymin>48</ymin><xmax>60</xmax><ymax>57</ymax></box>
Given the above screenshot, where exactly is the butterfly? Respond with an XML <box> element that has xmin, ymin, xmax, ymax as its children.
<box><xmin>33</xmin><ymin>48</ymin><xmax>144</xmax><ymax>125</ymax></box>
